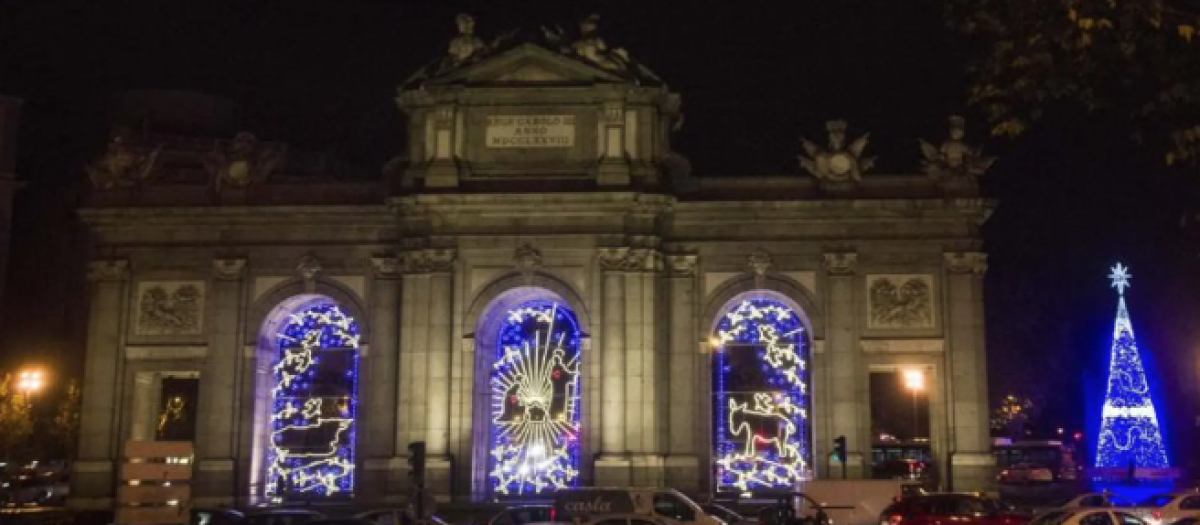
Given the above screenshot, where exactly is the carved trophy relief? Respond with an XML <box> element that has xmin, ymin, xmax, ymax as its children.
<box><xmin>866</xmin><ymin>275</ymin><xmax>935</xmax><ymax>330</ymax></box>
<box><xmin>205</xmin><ymin>132</ymin><xmax>284</xmax><ymax>192</ymax></box>
<box><xmin>799</xmin><ymin>120</ymin><xmax>875</xmax><ymax>184</ymax></box>
<box><xmin>135</xmin><ymin>281</ymin><xmax>205</xmax><ymax>336</ymax></box>
<box><xmin>918</xmin><ymin>116</ymin><xmax>996</xmax><ymax>181</ymax></box>
<box><xmin>86</xmin><ymin>132</ymin><xmax>162</xmax><ymax>191</ymax></box>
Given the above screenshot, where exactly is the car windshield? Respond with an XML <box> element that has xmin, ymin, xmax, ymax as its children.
<box><xmin>1138</xmin><ymin>495</ymin><xmax>1174</xmax><ymax>507</ymax></box>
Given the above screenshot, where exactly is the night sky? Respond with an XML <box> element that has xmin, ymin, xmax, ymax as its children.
<box><xmin>1</xmin><ymin>1</ymin><xmax>1198</xmax><ymax>466</ymax></box>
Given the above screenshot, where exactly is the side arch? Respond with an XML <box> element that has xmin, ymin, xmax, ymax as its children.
<box><xmin>246</xmin><ymin>277</ymin><xmax>370</xmax><ymax>347</ymax></box>
<box><xmin>463</xmin><ymin>271</ymin><xmax>592</xmax><ymax>340</ymax></box>
<box><xmin>700</xmin><ymin>274</ymin><xmax>822</xmax><ymax>341</ymax></box>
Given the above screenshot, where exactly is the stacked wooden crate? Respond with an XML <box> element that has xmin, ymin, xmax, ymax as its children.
<box><xmin>116</xmin><ymin>441</ymin><xmax>194</xmax><ymax>525</ymax></box>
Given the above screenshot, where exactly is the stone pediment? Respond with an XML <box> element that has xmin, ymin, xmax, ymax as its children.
<box><xmin>421</xmin><ymin>43</ymin><xmax>632</xmax><ymax>86</ymax></box>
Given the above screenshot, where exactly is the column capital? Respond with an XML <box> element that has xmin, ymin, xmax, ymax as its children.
<box><xmin>666</xmin><ymin>254</ymin><xmax>698</xmax><ymax>277</ymax></box>
<box><xmin>944</xmin><ymin>252</ymin><xmax>988</xmax><ymax>275</ymax></box>
<box><xmin>370</xmin><ymin>256</ymin><xmax>402</xmax><ymax>279</ymax></box>
<box><xmin>822</xmin><ymin>252</ymin><xmax>858</xmax><ymax>276</ymax></box>
<box><xmin>212</xmin><ymin>258</ymin><xmax>247</xmax><ymax>281</ymax></box>
<box><xmin>400</xmin><ymin>248</ymin><xmax>456</xmax><ymax>275</ymax></box>
<box><xmin>87</xmin><ymin>259</ymin><xmax>129</xmax><ymax>283</ymax></box>
<box><xmin>597</xmin><ymin>247</ymin><xmax>660</xmax><ymax>272</ymax></box>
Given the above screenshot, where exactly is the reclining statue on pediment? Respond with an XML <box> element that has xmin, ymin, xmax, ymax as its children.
<box><xmin>918</xmin><ymin>115</ymin><xmax>995</xmax><ymax>181</ymax></box>
<box><xmin>85</xmin><ymin>131</ymin><xmax>161</xmax><ymax>191</ymax></box>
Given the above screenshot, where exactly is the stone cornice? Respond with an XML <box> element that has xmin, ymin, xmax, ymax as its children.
<box><xmin>88</xmin><ymin>259</ymin><xmax>129</xmax><ymax>282</ymax></box>
<box><xmin>78</xmin><ymin>205</ymin><xmax>394</xmax><ymax>227</ymax></box>
<box><xmin>860</xmin><ymin>339</ymin><xmax>944</xmax><ymax>354</ymax></box>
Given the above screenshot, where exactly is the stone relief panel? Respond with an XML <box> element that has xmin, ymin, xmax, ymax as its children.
<box><xmin>865</xmin><ymin>274</ymin><xmax>935</xmax><ymax>330</ymax></box>
<box><xmin>134</xmin><ymin>281</ymin><xmax>206</xmax><ymax>336</ymax></box>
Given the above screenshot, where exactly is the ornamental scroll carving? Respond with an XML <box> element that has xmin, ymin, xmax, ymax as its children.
<box><xmin>597</xmin><ymin>247</ymin><xmax>660</xmax><ymax>272</ymax></box>
<box><xmin>370</xmin><ymin>256</ymin><xmax>401</xmax><ymax>279</ymax></box>
<box><xmin>401</xmin><ymin>248</ymin><xmax>457</xmax><ymax>274</ymax></box>
<box><xmin>212</xmin><ymin>258</ymin><xmax>247</xmax><ymax>280</ymax></box>
<box><xmin>822</xmin><ymin>252</ymin><xmax>858</xmax><ymax>276</ymax></box>
<box><xmin>296</xmin><ymin>254</ymin><xmax>322</xmax><ymax>281</ymax></box>
<box><xmin>87</xmin><ymin>259</ymin><xmax>129</xmax><ymax>282</ymax></box>
<box><xmin>667</xmin><ymin>254</ymin><xmax>698</xmax><ymax>277</ymax></box>
<box><xmin>944</xmin><ymin>252</ymin><xmax>988</xmax><ymax>275</ymax></box>
<box><xmin>135</xmin><ymin>281</ymin><xmax>205</xmax><ymax>336</ymax></box>
<box><xmin>514</xmin><ymin>244</ymin><xmax>543</xmax><ymax>273</ymax></box>
<box><xmin>866</xmin><ymin>274</ymin><xmax>935</xmax><ymax>330</ymax></box>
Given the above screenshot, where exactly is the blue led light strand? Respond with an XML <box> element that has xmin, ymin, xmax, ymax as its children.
<box><xmin>713</xmin><ymin>297</ymin><xmax>813</xmax><ymax>491</ymax></box>
<box><xmin>1095</xmin><ymin>264</ymin><xmax>1170</xmax><ymax>469</ymax></box>
<box><xmin>266</xmin><ymin>303</ymin><xmax>361</xmax><ymax>499</ymax></box>
<box><xmin>489</xmin><ymin>300</ymin><xmax>582</xmax><ymax>495</ymax></box>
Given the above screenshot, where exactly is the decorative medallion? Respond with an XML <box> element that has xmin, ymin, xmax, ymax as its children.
<box><xmin>135</xmin><ymin>281</ymin><xmax>205</xmax><ymax>336</ymax></box>
<box><xmin>865</xmin><ymin>274</ymin><xmax>935</xmax><ymax>330</ymax></box>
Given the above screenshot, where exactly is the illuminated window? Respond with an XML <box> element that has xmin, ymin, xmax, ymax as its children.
<box><xmin>488</xmin><ymin>300</ymin><xmax>582</xmax><ymax>495</ymax></box>
<box><xmin>266</xmin><ymin>303</ymin><xmax>361</xmax><ymax>498</ymax></box>
<box><xmin>713</xmin><ymin>297</ymin><xmax>813</xmax><ymax>491</ymax></box>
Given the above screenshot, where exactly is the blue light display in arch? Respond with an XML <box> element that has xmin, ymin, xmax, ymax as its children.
<box><xmin>713</xmin><ymin>297</ymin><xmax>813</xmax><ymax>492</ymax></box>
<box><xmin>488</xmin><ymin>300</ymin><xmax>583</xmax><ymax>496</ymax></box>
<box><xmin>266</xmin><ymin>302</ymin><xmax>361</xmax><ymax>499</ymax></box>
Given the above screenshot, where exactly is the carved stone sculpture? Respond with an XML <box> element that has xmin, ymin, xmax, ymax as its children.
<box><xmin>799</xmin><ymin>120</ymin><xmax>875</xmax><ymax>183</ymax></box>
<box><xmin>543</xmin><ymin>14</ymin><xmax>630</xmax><ymax>73</ymax></box>
<box><xmin>867</xmin><ymin>275</ymin><xmax>934</xmax><ymax>329</ymax></box>
<box><xmin>135</xmin><ymin>282</ymin><xmax>205</xmax><ymax>336</ymax></box>
<box><xmin>206</xmin><ymin>132</ymin><xmax>283</xmax><ymax>192</ymax></box>
<box><xmin>443</xmin><ymin>13</ymin><xmax>489</xmax><ymax>71</ymax></box>
<box><xmin>296</xmin><ymin>254</ymin><xmax>322</xmax><ymax>281</ymax></box>
<box><xmin>86</xmin><ymin>132</ymin><xmax>161</xmax><ymax>190</ymax></box>
<box><xmin>514</xmin><ymin>243</ymin><xmax>543</xmax><ymax>275</ymax></box>
<box><xmin>919</xmin><ymin>116</ymin><xmax>996</xmax><ymax>180</ymax></box>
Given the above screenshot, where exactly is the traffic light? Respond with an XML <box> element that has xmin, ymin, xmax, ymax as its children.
<box><xmin>408</xmin><ymin>441</ymin><xmax>427</xmax><ymax>488</ymax></box>
<box><xmin>833</xmin><ymin>435</ymin><xmax>847</xmax><ymax>463</ymax></box>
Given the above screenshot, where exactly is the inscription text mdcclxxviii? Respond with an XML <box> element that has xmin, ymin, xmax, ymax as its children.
<box><xmin>486</xmin><ymin>115</ymin><xmax>576</xmax><ymax>148</ymax></box>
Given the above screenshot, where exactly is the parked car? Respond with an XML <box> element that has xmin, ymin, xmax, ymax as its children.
<box><xmin>700</xmin><ymin>504</ymin><xmax>756</xmax><ymax>525</ymax></box>
<box><xmin>997</xmin><ymin>464</ymin><xmax>1055</xmax><ymax>485</ymax></box>
<box><xmin>1126</xmin><ymin>491</ymin><xmax>1200</xmax><ymax>525</ymax></box>
<box><xmin>526</xmin><ymin>513</ymin><xmax>673</xmax><ymax>525</ymax></box>
<box><xmin>486</xmin><ymin>506</ymin><xmax>554</xmax><ymax>525</ymax></box>
<box><xmin>1174</xmin><ymin>518</ymin><xmax>1200</xmax><ymax>525</ymax></box>
<box><xmin>192</xmin><ymin>508</ymin><xmax>246</xmax><ymax>525</ymax></box>
<box><xmin>880</xmin><ymin>493</ymin><xmax>1030</xmax><ymax>525</ymax></box>
<box><xmin>356</xmin><ymin>508</ymin><xmax>452</xmax><ymax>525</ymax></box>
<box><xmin>242</xmin><ymin>509</ymin><xmax>327</xmax><ymax>525</ymax></box>
<box><xmin>1027</xmin><ymin>509</ymin><xmax>1149</xmax><ymax>525</ymax></box>
<box><xmin>308</xmin><ymin>519</ymin><xmax>378</xmax><ymax>525</ymax></box>
<box><xmin>1059</xmin><ymin>493</ymin><xmax>1137</xmax><ymax>509</ymax></box>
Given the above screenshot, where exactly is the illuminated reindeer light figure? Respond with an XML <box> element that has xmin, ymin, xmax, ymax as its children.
<box><xmin>728</xmin><ymin>393</ymin><xmax>800</xmax><ymax>460</ymax></box>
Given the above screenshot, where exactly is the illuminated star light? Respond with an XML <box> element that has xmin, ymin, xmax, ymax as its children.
<box><xmin>1108</xmin><ymin>263</ymin><xmax>1132</xmax><ymax>295</ymax></box>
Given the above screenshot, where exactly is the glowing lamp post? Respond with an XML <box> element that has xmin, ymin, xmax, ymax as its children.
<box><xmin>904</xmin><ymin>369</ymin><xmax>925</xmax><ymax>441</ymax></box>
<box><xmin>17</xmin><ymin>369</ymin><xmax>44</xmax><ymax>396</ymax></box>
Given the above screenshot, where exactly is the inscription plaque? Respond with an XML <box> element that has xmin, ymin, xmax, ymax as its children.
<box><xmin>486</xmin><ymin>115</ymin><xmax>575</xmax><ymax>148</ymax></box>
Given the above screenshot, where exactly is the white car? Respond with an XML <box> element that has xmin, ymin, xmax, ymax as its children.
<box><xmin>1060</xmin><ymin>492</ymin><xmax>1138</xmax><ymax>509</ymax></box>
<box><xmin>1126</xmin><ymin>491</ymin><xmax>1200</xmax><ymax>525</ymax></box>
<box><xmin>1029</xmin><ymin>508</ymin><xmax>1150</xmax><ymax>525</ymax></box>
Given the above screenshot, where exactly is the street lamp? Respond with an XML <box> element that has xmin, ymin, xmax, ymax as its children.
<box><xmin>17</xmin><ymin>369</ymin><xmax>44</xmax><ymax>395</ymax></box>
<box><xmin>904</xmin><ymin>369</ymin><xmax>925</xmax><ymax>441</ymax></box>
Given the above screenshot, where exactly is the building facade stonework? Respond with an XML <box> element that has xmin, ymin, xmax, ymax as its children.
<box><xmin>71</xmin><ymin>27</ymin><xmax>994</xmax><ymax>508</ymax></box>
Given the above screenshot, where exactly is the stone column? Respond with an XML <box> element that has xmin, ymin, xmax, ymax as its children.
<box><xmin>361</xmin><ymin>256</ymin><xmax>401</xmax><ymax>504</ymax></box>
<box><xmin>822</xmin><ymin>252</ymin><xmax>864</xmax><ymax>478</ymax></box>
<box><xmin>393</xmin><ymin>249</ymin><xmax>456</xmax><ymax>500</ymax></box>
<box><xmin>194</xmin><ymin>258</ymin><xmax>246</xmax><ymax>506</ymax></box>
<box><xmin>595</xmin><ymin>248</ymin><xmax>628</xmax><ymax>485</ymax></box>
<box><xmin>424</xmin><ymin>250</ymin><xmax>455</xmax><ymax>498</ymax></box>
<box><xmin>664</xmin><ymin>255</ymin><xmax>701</xmax><ymax>492</ymax></box>
<box><xmin>71</xmin><ymin>259</ymin><xmax>129</xmax><ymax>509</ymax></box>
<box><xmin>597</xmin><ymin>101</ymin><xmax>631</xmax><ymax>186</ymax></box>
<box><xmin>942</xmin><ymin>252</ymin><xmax>994</xmax><ymax>491</ymax></box>
<box><xmin>625</xmin><ymin>249</ymin><xmax>662</xmax><ymax>485</ymax></box>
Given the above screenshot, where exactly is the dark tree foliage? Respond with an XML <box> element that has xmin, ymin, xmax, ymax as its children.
<box><xmin>948</xmin><ymin>0</ymin><xmax>1200</xmax><ymax>166</ymax></box>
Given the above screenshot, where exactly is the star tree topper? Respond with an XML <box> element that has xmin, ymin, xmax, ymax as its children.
<box><xmin>1108</xmin><ymin>263</ymin><xmax>1132</xmax><ymax>296</ymax></box>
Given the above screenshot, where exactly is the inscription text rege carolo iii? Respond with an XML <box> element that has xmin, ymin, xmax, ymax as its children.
<box><xmin>486</xmin><ymin>115</ymin><xmax>575</xmax><ymax>148</ymax></box>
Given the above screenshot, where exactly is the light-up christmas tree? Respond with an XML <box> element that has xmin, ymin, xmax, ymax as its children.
<box><xmin>1094</xmin><ymin>263</ymin><xmax>1170</xmax><ymax>469</ymax></box>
